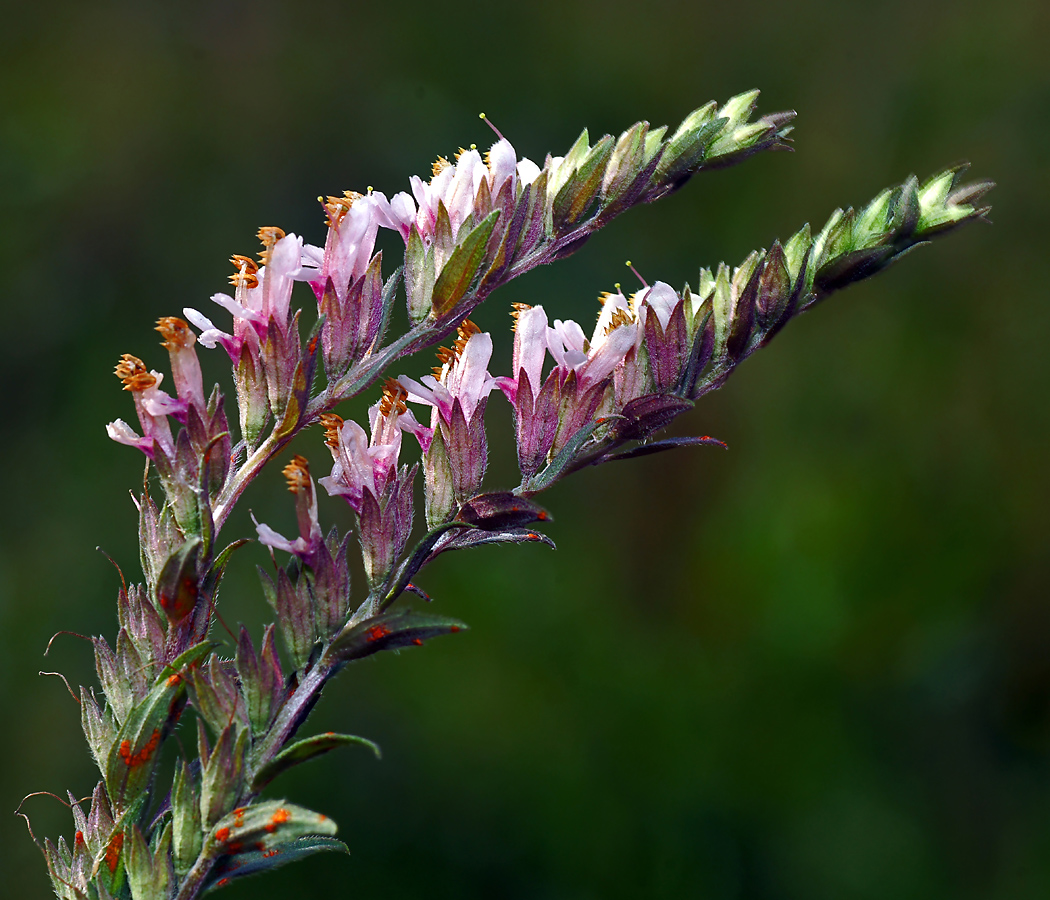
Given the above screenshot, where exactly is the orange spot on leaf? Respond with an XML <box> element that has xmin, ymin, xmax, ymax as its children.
<box><xmin>118</xmin><ymin>729</ymin><xmax>160</xmax><ymax>768</ymax></box>
<box><xmin>214</xmin><ymin>827</ymin><xmax>231</xmax><ymax>843</ymax></box>
<box><xmin>74</xmin><ymin>831</ymin><xmax>85</xmax><ymax>846</ymax></box>
<box><xmin>411</xmin><ymin>638</ymin><xmax>423</xmax><ymax>646</ymax></box>
<box><xmin>450</xmin><ymin>626</ymin><xmax>461</xmax><ymax>633</ymax></box>
<box><xmin>366</xmin><ymin>624</ymin><xmax>391</xmax><ymax>642</ymax></box>
<box><xmin>265</xmin><ymin>807</ymin><xmax>291</xmax><ymax>833</ymax></box>
<box><xmin>105</xmin><ymin>831</ymin><xmax>124</xmax><ymax>873</ymax></box>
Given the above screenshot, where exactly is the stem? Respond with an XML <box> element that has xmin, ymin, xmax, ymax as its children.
<box><xmin>174</xmin><ymin>854</ymin><xmax>217</xmax><ymax>900</ymax></box>
<box><xmin>253</xmin><ymin>657</ymin><xmax>335</xmax><ymax>765</ymax></box>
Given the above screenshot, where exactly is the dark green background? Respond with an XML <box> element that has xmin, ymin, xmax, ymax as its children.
<box><xmin>2</xmin><ymin>0</ymin><xmax>1047</xmax><ymax>897</ymax></box>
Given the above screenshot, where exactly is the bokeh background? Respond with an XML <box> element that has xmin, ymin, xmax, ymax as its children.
<box><xmin>2</xmin><ymin>0</ymin><xmax>1047</xmax><ymax>897</ymax></box>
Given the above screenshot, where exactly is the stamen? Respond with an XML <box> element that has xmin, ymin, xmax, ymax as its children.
<box><xmin>479</xmin><ymin>112</ymin><xmax>506</xmax><ymax>142</ymax></box>
<box><xmin>605</xmin><ymin>308</ymin><xmax>635</xmax><ymax>335</ymax></box>
<box><xmin>318</xmin><ymin>413</ymin><xmax>344</xmax><ymax>448</ymax></box>
<box><xmin>155</xmin><ymin>316</ymin><xmax>195</xmax><ymax>350</ymax></box>
<box><xmin>114</xmin><ymin>354</ymin><xmax>156</xmax><ymax>392</ymax></box>
<box><xmin>625</xmin><ymin>259</ymin><xmax>649</xmax><ymax>288</ymax></box>
<box><xmin>282</xmin><ymin>455</ymin><xmax>310</xmax><ymax>494</ymax></box>
<box><xmin>229</xmin><ymin>255</ymin><xmax>259</xmax><ymax>289</ymax></box>
<box><xmin>432</xmin><ymin>156</ymin><xmax>451</xmax><ymax>178</ymax></box>
<box><xmin>510</xmin><ymin>302</ymin><xmax>532</xmax><ymax>329</ymax></box>
<box><xmin>256</xmin><ymin>226</ymin><xmax>286</xmax><ymax>264</ymax></box>
<box><xmin>378</xmin><ymin>378</ymin><xmax>408</xmax><ymax>417</ymax></box>
<box><xmin>321</xmin><ymin>192</ymin><xmax>363</xmax><ymax>227</ymax></box>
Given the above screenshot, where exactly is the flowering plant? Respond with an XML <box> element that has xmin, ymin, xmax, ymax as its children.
<box><xmin>22</xmin><ymin>90</ymin><xmax>991</xmax><ymax>899</ymax></box>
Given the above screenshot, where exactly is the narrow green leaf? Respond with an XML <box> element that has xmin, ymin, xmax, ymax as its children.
<box><xmin>252</xmin><ymin>733</ymin><xmax>382</xmax><ymax>791</ymax></box>
<box><xmin>104</xmin><ymin>643</ymin><xmax>210</xmax><ymax>808</ymax></box>
<box><xmin>205</xmin><ymin>836</ymin><xmax>348</xmax><ymax>891</ymax></box>
<box><xmin>431</xmin><ymin>209</ymin><xmax>501</xmax><ymax>317</ymax></box>
<box><xmin>204</xmin><ymin>800</ymin><xmax>337</xmax><ymax>857</ymax></box>
<box><xmin>327</xmin><ymin>609</ymin><xmax>468</xmax><ymax>665</ymax></box>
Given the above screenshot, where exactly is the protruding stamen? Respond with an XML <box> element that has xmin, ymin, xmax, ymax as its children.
<box><xmin>256</xmin><ymin>226</ymin><xmax>286</xmax><ymax>264</ymax></box>
<box><xmin>625</xmin><ymin>259</ymin><xmax>649</xmax><ymax>288</ymax></box>
<box><xmin>319</xmin><ymin>413</ymin><xmax>344</xmax><ymax>448</ymax></box>
<box><xmin>155</xmin><ymin>317</ymin><xmax>195</xmax><ymax>350</ymax></box>
<box><xmin>282</xmin><ymin>455</ymin><xmax>310</xmax><ymax>494</ymax></box>
<box><xmin>378</xmin><ymin>378</ymin><xmax>409</xmax><ymax>417</ymax></box>
<box><xmin>435</xmin><ymin>346</ymin><xmax>456</xmax><ymax>369</ymax></box>
<box><xmin>322</xmin><ymin>192</ymin><xmax>363</xmax><ymax>227</ymax></box>
<box><xmin>479</xmin><ymin>112</ymin><xmax>506</xmax><ymax>142</ymax></box>
<box><xmin>114</xmin><ymin>354</ymin><xmax>156</xmax><ymax>392</ymax></box>
<box><xmin>509</xmin><ymin>302</ymin><xmax>532</xmax><ymax>328</ymax></box>
<box><xmin>456</xmin><ymin>319</ymin><xmax>480</xmax><ymax>344</ymax></box>
<box><xmin>605</xmin><ymin>308</ymin><xmax>635</xmax><ymax>336</ymax></box>
<box><xmin>229</xmin><ymin>255</ymin><xmax>259</xmax><ymax>289</ymax></box>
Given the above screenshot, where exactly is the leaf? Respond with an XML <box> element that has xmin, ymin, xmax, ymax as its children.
<box><xmin>457</xmin><ymin>492</ymin><xmax>552</xmax><ymax>530</ymax></box>
<box><xmin>156</xmin><ymin>538</ymin><xmax>201</xmax><ymax>624</ymax></box>
<box><xmin>326</xmin><ymin>609</ymin><xmax>467</xmax><ymax>665</ymax></box>
<box><xmin>200</xmin><ymin>725</ymin><xmax>247</xmax><ymax>828</ymax></box>
<box><xmin>425</xmin><ymin>526</ymin><xmax>556</xmax><ymax>564</ymax></box>
<box><xmin>205</xmin><ymin>836</ymin><xmax>348</xmax><ymax>892</ymax></box>
<box><xmin>204</xmin><ymin>800</ymin><xmax>337</xmax><ymax>857</ymax></box>
<box><xmin>431</xmin><ymin>209</ymin><xmax>501</xmax><ymax>317</ymax></box>
<box><xmin>381</xmin><ymin>520</ymin><xmax>474</xmax><ymax>606</ymax></box>
<box><xmin>171</xmin><ymin>760</ymin><xmax>202</xmax><ymax>879</ymax></box>
<box><xmin>551</xmin><ymin>135</ymin><xmax>613</xmax><ymax>229</ymax></box>
<box><xmin>104</xmin><ymin>642</ymin><xmax>211</xmax><ymax>809</ymax></box>
<box><xmin>522</xmin><ymin>416</ymin><xmax>609</xmax><ymax>493</ymax></box>
<box><xmin>601</xmin><ymin>435</ymin><xmax>728</xmax><ymax>462</ymax></box>
<box><xmin>252</xmin><ymin>733</ymin><xmax>382</xmax><ymax>791</ymax></box>
<box><xmin>405</xmin><ymin>226</ymin><xmax>435</xmax><ymax>321</ymax></box>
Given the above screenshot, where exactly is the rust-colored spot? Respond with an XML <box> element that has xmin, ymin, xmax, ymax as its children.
<box><xmin>262</xmin><ymin>849</ymin><xmax>280</xmax><ymax>858</ymax></box>
<box><xmin>214</xmin><ymin>827</ymin><xmax>231</xmax><ymax>843</ymax></box>
<box><xmin>450</xmin><ymin>626</ymin><xmax>461</xmax><ymax>633</ymax></box>
<box><xmin>119</xmin><ymin>729</ymin><xmax>160</xmax><ymax>768</ymax></box>
<box><xmin>105</xmin><ymin>831</ymin><xmax>124</xmax><ymax>873</ymax></box>
<box><xmin>216</xmin><ymin>878</ymin><xmax>230</xmax><ymax>888</ymax></box>
<box><xmin>318</xmin><ymin>814</ymin><xmax>327</xmax><ymax>822</ymax></box>
<box><xmin>166</xmin><ymin>672</ymin><xmax>182</xmax><ymax>687</ymax></box>
<box><xmin>254</xmin><ymin>841</ymin><xmax>266</xmax><ymax>852</ymax></box>
<box><xmin>265</xmin><ymin>807</ymin><xmax>291</xmax><ymax>834</ymax></box>
<box><xmin>536</xmin><ymin>511</ymin><xmax>549</xmax><ymax>521</ymax></box>
<box><xmin>233</xmin><ymin>807</ymin><xmax>246</xmax><ymax>828</ymax></box>
<box><xmin>366</xmin><ymin>624</ymin><xmax>391</xmax><ymax>643</ymax></box>
<box><xmin>411</xmin><ymin>638</ymin><xmax>423</xmax><ymax>646</ymax></box>
<box><xmin>527</xmin><ymin>533</ymin><xmax>540</xmax><ymax>540</ymax></box>
<box><xmin>226</xmin><ymin>841</ymin><xmax>243</xmax><ymax>854</ymax></box>
<box><xmin>74</xmin><ymin>831</ymin><xmax>85</xmax><ymax>846</ymax></box>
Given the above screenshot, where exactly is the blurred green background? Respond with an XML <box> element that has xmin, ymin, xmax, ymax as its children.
<box><xmin>2</xmin><ymin>0</ymin><xmax>1047</xmax><ymax>897</ymax></box>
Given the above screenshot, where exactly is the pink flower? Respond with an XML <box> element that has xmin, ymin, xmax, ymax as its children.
<box><xmin>398</xmin><ymin>321</ymin><xmax>499</xmax><ymax>428</ymax></box>
<box><xmin>106</xmin><ymin>354</ymin><xmax>185</xmax><ymax>458</ymax></box>
<box><xmin>318</xmin><ymin>384</ymin><xmax>429</xmax><ymax>583</ymax></box>
<box><xmin>398</xmin><ymin>321</ymin><xmax>499</xmax><ymax>518</ymax></box>
<box><xmin>317</xmin><ymin>385</ymin><xmax>431</xmax><ymax>513</ymax></box>
<box><xmin>255</xmin><ymin>455</ymin><xmax>324</xmax><ymax>562</ymax></box>
<box><xmin>385</xmin><ymin>138</ymin><xmax>542</xmax><ymax>247</ymax></box>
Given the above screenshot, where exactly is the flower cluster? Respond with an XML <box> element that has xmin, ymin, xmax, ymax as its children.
<box><xmin>24</xmin><ymin>94</ymin><xmax>991</xmax><ymax>900</ymax></box>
